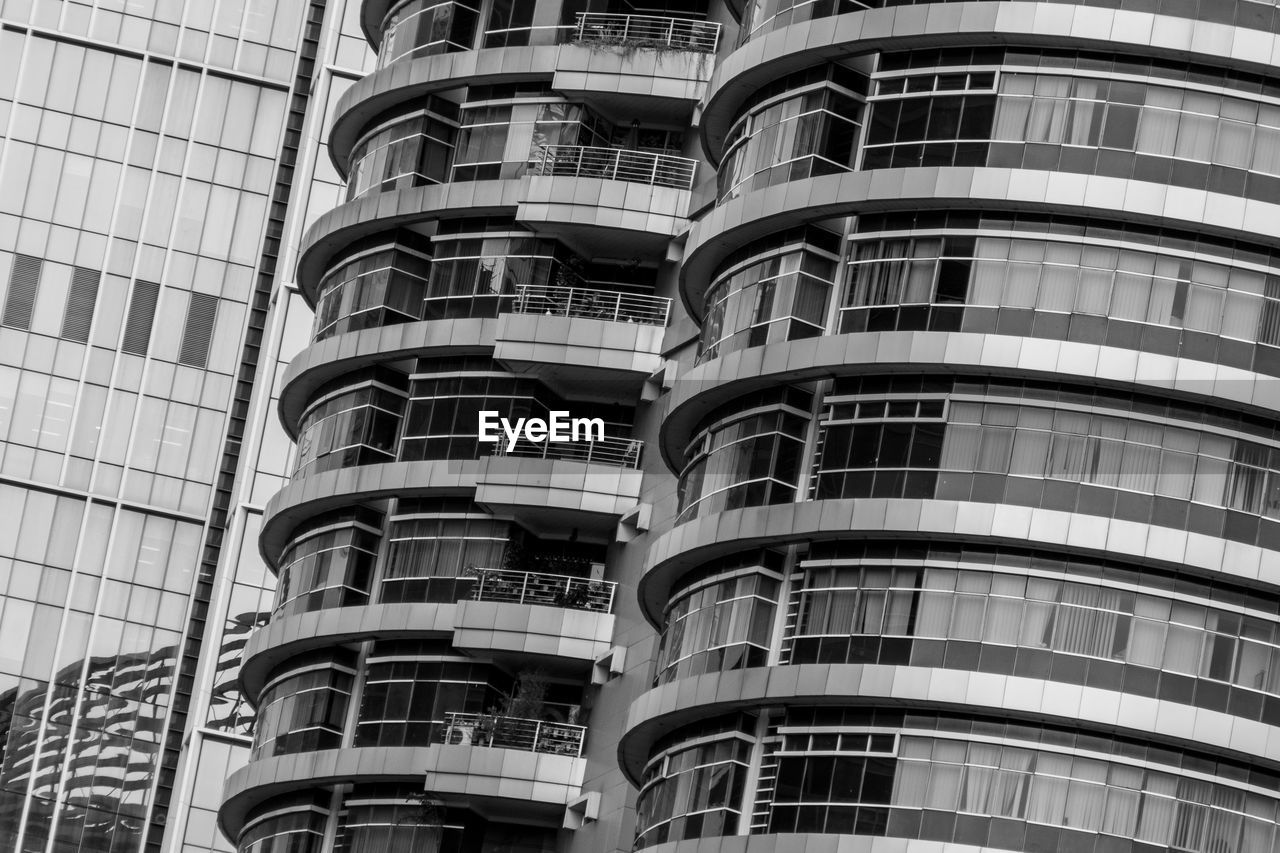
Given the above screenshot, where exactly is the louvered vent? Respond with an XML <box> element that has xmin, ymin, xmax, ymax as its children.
<box><xmin>121</xmin><ymin>281</ymin><xmax>160</xmax><ymax>355</ymax></box>
<box><xmin>178</xmin><ymin>293</ymin><xmax>219</xmax><ymax>367</ymax></box>
<box><xmin>60</xmin><ymin>267</ymin><xmax>101</xmax><ymax>342</ymax></box>
<box><xmin>2</xmin><ymin>254</ymin><xmax>43</xmax><ymax>330</ymax></box>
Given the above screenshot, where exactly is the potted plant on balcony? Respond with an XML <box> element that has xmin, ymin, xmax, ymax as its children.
<box><xmin>552</xmin><ymin>582</ymin><xmax>593</xmax><ymax>609</ymax></box>
<box><xmin>483</xmin><ymin>668</ymin><xmax>550</xmax><ymax>750</ymax></box>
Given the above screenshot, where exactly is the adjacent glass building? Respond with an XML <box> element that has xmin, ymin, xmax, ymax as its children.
<box><xmin>0</xmin><ymin>1</ymin><xmax>372</xmax><ymax>852</ymax></box>
<box><xmin>8</xmin><ymin>0</ymin><xmax>1278</xmax><ymax>852</ymax></box>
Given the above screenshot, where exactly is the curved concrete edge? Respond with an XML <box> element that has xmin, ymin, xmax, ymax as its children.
<box><xmin>615</xmin><ymin>665</ymin><xmax>1280</xmax><ymax>788</ymax></box>
<box><xmin>333</xmin><ymin>46</ymin><xmax>551</xmax><ymax>173</ymax></box>
<box><xmin>297</xmin><ymin>180</ymin><xmax>524</xmax><ymax>304</ymax></box>
<box><xmin>701</xmin><ymin>5</ymin><xmax>1280</xmax><ymax>161</ymax></box>
<box><xmin>259</xmin><ymin>460</ymin><xmax>483</xmax><ymax>570</ymax></box>
<box><xmin>260</xmin><ymin>458</ymin><xmax>644</xmax><ymax>570</ymax></box>
<box><xmin>518</xmin><ymin>176</ymin><xmax>691</xmax><ymax>242</ymax></box>
<box><xmin>330</xmin><ymin>45</ymin><xmax>711</xmax><ymax>174</ymax></box>
<box><xmin>452</xmin><ymin>600</ymin><xmax>615</xmax><ymax>662</ymax></box>
<box><xmin>636</xmin><ymin>500</ymin><xmax>1280</xmax><ymax>629</ymax></box>
<box><xmin>658</xmin><ymin>331</ymin><xmax>1280</xmax><ymax>471</ymax></box>
<box><xmin>682</xmin><ymin>170</ymin><xmax>1280</xmax><ymax>319</ymax></box>
<box><xmin>298</xmin><ymin>177</ymin><xmax>691</xmax><ymax>302</ymax></box>
<box><xmin>493</xmin><ymin>313</ymin><xmax>666</xmax><ymax>381</ymax></box>
<box><xmin>643</xmin><ymin>837</ymin><xmax>996</xmax><ymax>853</ymax></box>
<box><xmin>359</xmin><ymin>0</ymin><xmax>390</xmax><ymax>46</ymax></box>
<box><xmin>218</xmin><ymin>744</ymin><xmax>586</xmax><ymax>840</ymax></box>
<box><xmin>238</xmin><ymin>603</ymin><xmax>459</xmax><ymax>701</ymax></box>
<box><xmin>278</xmin><ymin>318</ymin><xmax>498</xmax><ymax>439</ymax></box>
<box><xmin>472</xmin><ymin>455</ymin><xmax>644</xmax><ymax>521</ymax></box>
<box><xmin>280</xmin><ymin>311</ymin><xmax>668</xmax><ymax>440</ymax></box>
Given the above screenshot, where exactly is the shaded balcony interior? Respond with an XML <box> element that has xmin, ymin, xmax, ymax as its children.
<box><xmin>372</xmin><ymin>0</ymin><xmax>718</xmax><ymax>70</ymax></box>
<box><xmin>632</xmin><ymin>707</ymin><xmax>1280</xmax><ymax>850</ymax></box>
<box><xmin>346</xmin><ymin>83</ymin><xmax>698</xmax><ymax>200</ymax></box>
<box><xmin>242</xmin><ymin>786</ymin><xmax>566</xmax><ymax>852</ymax></box>
<box><xmin>645</xmin><ymin>536</ymin><xmax>1280</xmax><ymax>724</ymax></box>
<box><xmin>252</xmin><ymin>640</ymin><xmax>591</xmax><ymax>758</ymax></box>
<box><xmin>687</xmin><ymin>204</ymin><xmax>1280</xmax><ymax>377</ymax></box>
<box><xmin>291</xmin><ymin>356</ymin><xmax>641</xmax><ymax>479</ymax></box>
<box><xmin>274</xmin><ymin>500</ymin><xmax>614</xmax><ymax>620</ymax></box>
<box><xmin>311</xmin><ymin>227</ymin><xmax>668</xmax><ymax>345</ymax></box>
<box><xmin>668</xmin><ymin>370</ymin><xmax>1280</xmax><ymax>551</ymax></box>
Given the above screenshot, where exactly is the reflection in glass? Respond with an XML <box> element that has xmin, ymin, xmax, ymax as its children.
<box><xmin>676</xmin><ymin>390</ymin><xmax>812</xmax><ymax>524</ymax></box>
<box><xmin>699</xmin><ymin>226</ymin><xmax>839</xmax><ymax>363</ymax></box>
<box><xmin>654</xmin><ymin>561</ymin><xmax>781</xmax><ymax>685</ymax></box>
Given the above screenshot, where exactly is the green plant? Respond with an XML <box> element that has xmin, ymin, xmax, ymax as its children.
<box><xmin>501</xmin><ymin>668</ymin><xmax>549</xmax><ymax>720</ymax></box>
<box><xmin>402</xmin><ymin>791</ymin><xmax>445</xmax><ymax>839</ymax></box>
<box><xmin>553</xmin><ymin>582</ymin><xmax>593</xmax><ymax>609</ymax></box>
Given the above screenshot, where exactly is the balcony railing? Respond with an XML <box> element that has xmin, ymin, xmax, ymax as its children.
<box><xmin>511</xmin><ymin>284</ymin><xmax>671</xmax><ymax>326</ymax></box>
<box><xmin>439</xmin><ymin>711</ymin><xmax>586</xmax><ymax>757</ymax></box>
<box><xmin>530</xmin><ymin>145</ymin><xmax>697</xmax><ymax>190</ymax></box>
<box><xmin>467</xmin><ymin>567</ymin><xmax>616</xmax><ymax>613</ymax></box>
<box><xmin>490</xmin><ymin>434</ymin><xmax>643</xmax><ymax>469</ymax></box>
<box><xmin>570</xmin><ymin>13</ymin><xmax>721</xmax><ymax>53</ymax></box>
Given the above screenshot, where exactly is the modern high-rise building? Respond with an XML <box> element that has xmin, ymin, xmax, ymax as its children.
<box><xmin>214</xmin><ymin>0</ymin><xmax>1280</xmax><ymax>851</ymax></box>
<box><xmin>9</xmin><ymin>1</ymin><xmax>1280</xmax><ymax>853</ymax></box>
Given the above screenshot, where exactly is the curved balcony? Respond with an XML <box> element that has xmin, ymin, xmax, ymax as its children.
<box><xmin>491</xmin><ymin>434</ymin><xmax>643</xmax><ymax>469</ymax></box>
<box><xmin>530</xmin><ymin>145</ymin><xmax>697</xmax><ymax>191</ymax></box>
<box><xmin>439</xmin><ymin>711</ymin><xmax>585</xmax><ymax>756</ymax></box>
<box><xmin>636</xmin><ymin>500</ymin><xmax>1280</xmax><ymax>630</ymax></box>
<box><xmin>219</xmin><ymin>741</ymin><xmax>586</xmax><ymax>840</ymax></box>
<box><xmin>510</xmin><ymin>284</ymin><xmax>671</xmax><ymax>327</ymax></box>
<box><xmin>699</xmin><ymin>6</ymin><xmax>1280</xmax><ymax>160</ymax></box>
<box><xmin>278</xmin><ymin>318</ymin><xmax>496</xmax><ymax>439</ymax></box>
<box><xmin>519</xmin><ymin>173</ymin><xmax>692</xmax><ymax>256</ymax></box>
<box><xmin>495</xmin><ymin>286</ymin><xmax>670</xmax><ymax>391</ymax></box>
<box><xmin>658</xmin><ymin>333</ymin><xmax>1280</xmax><ymax>475</ymax></box>
<box><xmin>680</xmin><ymin>171</ymin><xmax>1280</xmax><ymax>318</ymax></box>
<box><xmin>468</xmin><ymin>567</ymin><xmax>616</xmax><ymax>613</ymax></box>
<box><xmin>330</xmin><ymin>44</ymin><xmax>714</xmax><ymax>176</ymax></box>
<box><xmin>452</xmin><ymin>570</ymin><xmax>617</xmax><ymax>664</ymax></box>
<box><xmin>625</xmin><ymin>839</ymin><xmax>1035</xmax><ymax>853</ymax></box>
<box><xmin>472</xmin><ymin>452</ymin><xmax>644</xmax><ymax>536</ymax></box>
<box><xmin>298</xmin><ymin>177</ymin><xmax>691</xmax><ymax>302</ymax></box>
<box><xmin>615</xmin><ymin>665</ymin><xmax>1280</xmax><ymax>788</ymax></box>
<box><xmin>570</xmin><ymin>13</ymin><xmax>720</xmax><ymax>53</ymax></box>
<box><xmin>240</xmin><ymin>569</ymin><xmax>618</xmax><ymax>699</ymax></box>
<box><xmin>296</xmin><ymin>180</ymin><xmax>523</xmax><ymax>303</ymax></box>
<box><xmin>237</xmin><ymin>602</ymin><xmax>458</xmax><ymax>699</ymax></box>
<box><xmin>261</xmin><ymin>458</ymin><xmax>643</xmax><ymax>569</ymax></box>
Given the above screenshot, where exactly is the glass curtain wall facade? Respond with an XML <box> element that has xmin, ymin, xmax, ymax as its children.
<box><xmin>206</xmin><ymin>2</ymin><xmax>1280</xmax><ymax>853</ymax></box>
<box><xmin>0</xmin><ymin>1</ymin><xmax>371</xmax><ymax>852</ymax></box>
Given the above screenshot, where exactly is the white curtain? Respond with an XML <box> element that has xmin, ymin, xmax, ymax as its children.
<box><xmin>1101</xmin><ymin>765</ymin><xmax>1143</xmax><ymax>837</ymax></box>
<box><xmin>968</xmin><ymin>260</ymin><xmax>1006</xmax><ymax>306</ymax></box>
<box><xmin>1135</xmin><ymin>106</ymin><xmax>1179</xmax><ymax>156</ymax></box>
<box><xmin>983</xmin><ymin>596</ymin><xmax>1023</xmax><ymax>645</ymax></box>
<box><xmin>1214</xmin><ymin>118</ymin><xmax>1253</xmax><ymax>169</ymax></box>
<box><xmin>1026</xmin><ymin>754</ymin><xmax>1072</xmax><ymax>824</ymax></box>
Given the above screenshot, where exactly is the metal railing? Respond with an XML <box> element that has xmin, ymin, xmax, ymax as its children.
<box><xmin>467</xmin><ymin>567</ymin><xmax>616</xmax><ymax>613</ymax></box>
<box><xmin>490</xmin><ymin>433</ymin><xmax>644</xmax><ymax>469</ymax></box>
<box><xmin>439</xmin><ymin>711</ymin><xmax>587</xmax><ymax>756</ymax></box>
<box><xmin>570</xmin><ymin>12</ymin><xmax>721</xmax><ymax>53</ymax></box>
<box><xmin>530</xmin><ymin>144</ymin><xmax>697</xmax><ymax>190</ymax></box>
<box><xmin>512</xmin><ymin>284</ymin><xmax>671</xmax><ymax>326</ymax></box>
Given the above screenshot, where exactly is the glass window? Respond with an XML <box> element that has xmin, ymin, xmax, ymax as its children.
<box><xmin>655</xmin><ymin>567</ymin><xmax>780</xmax><ymax>685</ymax></box>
